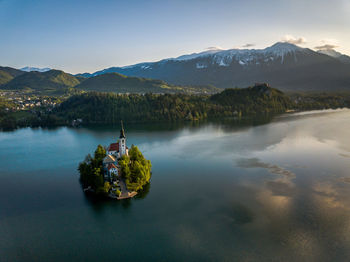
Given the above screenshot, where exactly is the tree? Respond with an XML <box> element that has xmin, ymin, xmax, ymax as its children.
<box><xmin>78</xmin><ymin>145</ymin><xmax>108</xmax><ymax>195</ymax></box>
<box><xmin>119</xmin><ymin>145</ymin><xmax>152</xmax><ymax>191</ymax></box>
<box><xmin>94</xmin><ymin>145</ymin><xmax>106</xmax><ymax>163</ymax></box>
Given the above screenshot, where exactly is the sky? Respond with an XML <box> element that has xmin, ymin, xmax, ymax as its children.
<box><xmin>0</xmin><ymin>0</ymin><xmax>349</xmax><ymax>74</ymax></box>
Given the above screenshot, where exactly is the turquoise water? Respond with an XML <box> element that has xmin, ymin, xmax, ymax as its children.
<box><xmin>1</xmin><ymin>109</ymin><xmax>350</xmax><ymax>261</ymax></box>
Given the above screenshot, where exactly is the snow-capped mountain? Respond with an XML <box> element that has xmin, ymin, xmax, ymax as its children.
<box><xmin>170</xmin><ymin>42</ymin><xmax>310</xmax><ymax>66</ymax></box>
<box><xmin>20</xmin><ymin>66</ymin><xmax>51</xmax><ymax>72</ymax></box>
<box><xmin>317</xmin><ymin>49</ymin><xmax>350</xmax><ymax>64</ymax></box>
<box><xmin>318</xmin><ymin>49</ymin><xmax>343</xmax><ymax>58</ymax></box>
<box><xmin>80</xmin><ymin>42</ymin><xmax>350</xmax><ymax>91</ymax></box>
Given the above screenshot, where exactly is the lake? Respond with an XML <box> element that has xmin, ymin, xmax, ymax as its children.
<box><xmin>1</xmin><ymin>109</ymin><xmax>350</xmax><ymax>261</ymax></box>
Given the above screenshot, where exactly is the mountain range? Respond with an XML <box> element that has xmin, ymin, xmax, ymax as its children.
<box><xmin>0</xmin><ymin>68</ymin><xmax>218</xmax><ymax>95</ymax></box>
<box><xmin>79</xmin><ymin>42</ymin><xmax>350</xmax><ymax>92</ymax></box>
<box><xmin>1</xmin><ymin>69</ymin><xmax>80</xmax><ymax>95</ymax></box>
<box><xmin>1</xmin><ymin>42</ymin><xmax>350</xmax><ymax>94</ymax></box>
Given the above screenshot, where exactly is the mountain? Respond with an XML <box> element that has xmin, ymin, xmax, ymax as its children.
<box><xmin>75</xmin><ymin>72</ymin><xmax>219</xmax><ymax>94</ymax></box>
<box><xmin>82</xmin><ymin>42</ymin><xmax>350</xmax><ymax>92</ymax></box>
<box><xmin>0</xmin><ymin>66</ymin><xmax>25</xmax><ymax>85</ymax></box>
<box><xmin>317</xmin><ymin>49</ymin><xmax>350</xmax><ymax>64</ymax></box>
<box><xmin>20</xmin><ymin>66</ymin><xmax>51</xmax><ymax>72</ymax></box>
<box><xmin>1</xmin><ymin>69</ymin><xmax>80</xmax><ymax>94</ymax></box>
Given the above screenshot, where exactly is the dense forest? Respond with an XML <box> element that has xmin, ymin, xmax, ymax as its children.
<box><xmin>1</xmin><ymin>84</ymin><xmax>350</xmax><ymax>130</ymax></box>
<box><xmin>54</xmin><ymin>84</ymin><xmax>293</xmax><ymax>124</ymax></box>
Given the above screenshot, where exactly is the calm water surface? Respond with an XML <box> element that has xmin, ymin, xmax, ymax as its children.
<box><xmin>1</xmin><ymin>109</ymin><xmax>350</xmax><ymax>261</ymax></box>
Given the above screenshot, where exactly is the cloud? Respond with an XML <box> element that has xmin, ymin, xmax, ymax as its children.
<box><xmin>315</xmin><ymin>39</ymin><xmax>340</xmax><ymax>50</ymax></box>
<box><xmin>315</xmin><ymin>44</ymin><xmax>339</xmax><ymax>50</ymax></box>
<box><xmin>236</xmin><ymin>158</ymin><xmax>295</xmax><ymax>178</ymax></box>
<box><xmin>242</xmin><ymin>43</ymin><xmax>255</xmax><ymax>48</ymax></box>
<box><xmin>282</xmin><ymin>35</ymin><xmax>307</xmax><ymax>45</ymax></box>
<box><xmin>206</xmin><ymin>46</ymin><xmax>223</xmax><ymax>51</ymax></box>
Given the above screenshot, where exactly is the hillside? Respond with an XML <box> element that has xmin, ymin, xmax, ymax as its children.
<box><xmin>74</xmin><ymin>72</ymin><xmax>219</xmax><ymax>94</ymax></box>
<box><xmin>82</xmin><ymin>42</ymin><xmax>350</xmax><ymax>92</ymax></box>
<box><xmin>1</xmin><ymin>69</ymin><xmax>80</xmax><ymax>94</ymax></box>
<box><xmin>210</xmin><ymin>83</ymin><xmax>293</xmax><ymax>113</ymax></box>
<box><xmin>53</xmin><ymin>84</ymin><xmax>294</xmax><ymax>124</ymax></box>
<box><xmin>0</xmin><ymin>66</ymin><xmax>25</xmax><ymax>85</ymax></box>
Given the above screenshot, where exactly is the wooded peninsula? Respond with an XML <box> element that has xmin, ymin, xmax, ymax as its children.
<box><xmin>1</xmin><ymin>83</ymin><xmax>350</xmax><ymax>130</ymax></box>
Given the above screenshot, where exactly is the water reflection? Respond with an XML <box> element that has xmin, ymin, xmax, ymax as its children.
<box><xmin>1</xmin><ymin>109</ymin><xmax>350</xmax><ymax>261</ymax></box>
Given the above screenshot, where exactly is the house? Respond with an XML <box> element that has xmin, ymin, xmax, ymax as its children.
<box><xmin>107</xmin><ymin>163</ymin><xmax>118</xmax><ymax>175</ymax></box>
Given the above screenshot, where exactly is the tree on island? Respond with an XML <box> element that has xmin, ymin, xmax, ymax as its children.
<box><xmin>78</xmin><ymin>144</ymin><xmax>111</xmax><ymax>195</ymax></box>
<box><xmin>119</xmin><ymin>145</ymin><xmax>152</xmax><ymax>191</ymax></box>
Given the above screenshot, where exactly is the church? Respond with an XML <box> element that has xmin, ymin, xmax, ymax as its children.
<box><xmin>102</xmin><ymin>122</ymin><xmax>129</xmax><ymax>182</ymax></box>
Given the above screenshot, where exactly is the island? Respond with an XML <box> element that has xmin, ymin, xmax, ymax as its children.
<box><xmin>78</xmin><ymin>122</ymin><xmax>152</xmax><ymax>199</ymax></box>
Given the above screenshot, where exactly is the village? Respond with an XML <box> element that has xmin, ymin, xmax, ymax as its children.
<box><xmin>0</xmin><ymin>91</ymin><xmax>58</xmax><ymax>111</ymax></box>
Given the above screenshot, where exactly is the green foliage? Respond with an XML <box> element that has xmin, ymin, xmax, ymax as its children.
<box><xmin>55</xmin><ymin>84</ymin><xmax>295</xmax><ymax>124</ymax></box>
<box><xmin>78</xmin><ymin>145</ymin><xmax>108</xmax><ymax>195</ymax></box>
<box><xmin>0</xmin><ymin>114</ymin><xmax>17</xmax><ymax>130</ymax></box>
<box><xmin>210</xmin><ymin>84</ymin><xmax>294</xmax><ymax>114</ymax></box>
<box><xmin>289</xmin><ymin>92</ymin><xmax>350</xmax><ymax>110</ymax></box>
<box><xmin>119</xmin><ymin>155</ymin><xmax>131</xmax><ymax>178</ymax></box>
<box><xmin>2</xmin><ymin>84</ymin><xmax>350</xmax><ymax>130</ymax></box>
<box><xmin>119</xmin><ymin>145</ymin><xmax>152</xmax><ymax>191</ymax></box>
<box><xmin>0</xmin><ymin>66</ymin><xmax>25</xmax><ymax>85</ymax></box>
<box><xmin>96</xmin><ymin>181</ymin><xmax>111</xmax><ymax>194</ymax></box>
<box><xmin>74</xmin><ymin>72</ymin><xmax>219</xmax><ymax>94</ymax></box>
<box><xmin>0</xmin><ymin>71</ymin><xmax>14</xmax><ymax>85</ymax></box>
<box><xmin>1</xmin><ymin>70</ymin><xmax>80</xmax><ymax>95</ymax></box>
<box><xmin>94</xmin><ymin>145</ymin><xmax>106</xmax><ymax>164</ymax></box>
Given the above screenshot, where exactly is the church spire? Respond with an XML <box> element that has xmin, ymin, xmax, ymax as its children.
<box><xmin>120</xmin><ymin>120</ymin><xmax>126</xmax><ymax>139</ymax></box>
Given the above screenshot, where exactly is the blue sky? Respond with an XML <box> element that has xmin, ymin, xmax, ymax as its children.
<box><xmin>0</xmin><ymin>0</ymin><xmax>349</xmax><ymax>73</ymax></box>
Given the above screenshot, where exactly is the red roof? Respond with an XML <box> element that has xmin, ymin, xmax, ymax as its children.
<box><xmin>108</xmin><ymin>143</ymin><xmax>119</xmax><ymax>152</ymax></box>
<box><xmin>108</xmin><ymin>163</ymin><xmax>117</xmax><ymax>170</ymax></box>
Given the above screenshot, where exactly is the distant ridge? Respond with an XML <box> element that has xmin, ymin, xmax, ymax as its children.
<box><xmin>20</xmin><ymin>66</ymin><xmax>51</xmax><ymax>72</ymax></box>
<box><xmin>75</xmin><ymin>72</ymin><xmax>219</xmax><ymax>94</ymax></box>
<box><xmin>1</xmin><ymin>69</ymin><xmax>80</xmax><ymax>94</ymax></box>
<box><xmin>0</xmin><ymin>66</ymin><xmax>25</xmax><ymax>85</ymax></box>
<box><xmin>80</xmin><ymin>42</ymin><xmax>350</xmax><ymax>92</ymax></box>
<box><xmin>0</xmin><ymin>67</ymin><xmax>219</xmax><ymax>95</ymax></box>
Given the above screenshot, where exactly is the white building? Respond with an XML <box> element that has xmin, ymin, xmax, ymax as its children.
<box><xmin>107</xmin><ymin>121</ymin><xmax>129</xmax><ymax>159</ymax></box>
<box><xmin>103</xmin><ymin>122</ymin><xmax>129</xmax><ymax>182</ymax></box>
<box><xmin>119</xmin><ymin>121</ymin><xmax>127</xmax><ymax>157</ymax></box>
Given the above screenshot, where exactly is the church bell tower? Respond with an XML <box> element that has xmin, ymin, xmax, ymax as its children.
<box><xmin>119</xmin><ymin>121</ymin><xmax>126</xmax><ymax>157</ymax></box>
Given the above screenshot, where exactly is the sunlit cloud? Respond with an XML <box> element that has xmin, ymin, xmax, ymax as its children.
<box><xmin>315</xmin><ymin>44</ymin><xmax>339</xmax><ymax>50</ymax></box>
<box><xmin>242</xmin><ymin>43</ymin><xmax>255</xmax><ymax>48</ymax></box>
<box><xmin>315</xmin><ymin>39</ymin><xmax>340</xmax><ymax>50</ymax></box>
<box><xmin>282</xmin><ymin>35</ymin><xmax>307</xmax><ymax>45</ymax></box>
<box><xmin>206</xmin><ymin>46</ymin><xmax>223</xmax><ymax>51</ymax></box>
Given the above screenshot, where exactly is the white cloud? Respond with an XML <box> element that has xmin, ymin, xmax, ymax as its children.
<box><xmin>282</xmin><ymin>35</ymin><xmax>307</xmax><ymax>45</ymax></box>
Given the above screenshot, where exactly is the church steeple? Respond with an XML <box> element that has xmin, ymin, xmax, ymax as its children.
<box><xmin>120</xmin><ymin>120</ymin><xmax>126</xmax><ymax>139</ymax></box>
<box><xmin>119</xmin><ymin>121</ymin><xmax>127</xmax><ymax>158</ymax></box>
